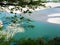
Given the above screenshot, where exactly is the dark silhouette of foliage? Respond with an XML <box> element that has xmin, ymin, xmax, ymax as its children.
<box><xmin>0</xmin><ymin>36</ymin><xmax>60</xmax><ymax>45</ymax></box>
<box><xmin>47</xmin><ymin>37</ymin><xmax>60</xmax><ymax>45</ymax></box>
<box><xmin>36</xmin><ymin>38</ymin><xmax>46</xmax><ymax>45</ymax></box>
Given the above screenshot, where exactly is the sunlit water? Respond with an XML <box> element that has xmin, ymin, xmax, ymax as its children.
<box><xmin>0</xmin><ymin>7</ymin><xmax>60</xmax><ymax>40</ymax></box>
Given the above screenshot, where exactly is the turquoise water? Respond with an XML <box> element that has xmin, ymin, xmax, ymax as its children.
<box><xmin>0</xmin><ymin>11</ymin><xmax>60</xmax><ymax>40</ymax></box>
<box><xmin>13</xmin><ymin>21</ymin><xmax>60</xmax><ymax>39</ymax></box>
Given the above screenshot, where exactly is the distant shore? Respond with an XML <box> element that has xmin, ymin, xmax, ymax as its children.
<box><xmin>0</xmin><ymin>2</ymin><xmax>60</xmax><ymax>24</ymax></box>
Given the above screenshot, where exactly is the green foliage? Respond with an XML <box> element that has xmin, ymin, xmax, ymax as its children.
<box><xmin>0</xmin><ymin>36</ymin><xmax>60</xmax><ymax>45</ymax></box>
<box><xmin>47</xmin><ymin>37</ymin><xmax>60</xmax><ymax>45</ymax></box>
<box><xmin>0</xmin><ymin>33</ymin><xmax>10</xmax><ymax>45</ymax></box>
<box><xmin>10</xmin><ymin>8</ymin><xmax>14</xmax><ymax>13</ymax></box>
<box><xmin>0</xmin><ymin>27</ymin><xmax>3</xmax><ymax>30</ymax></box>
<box><xmin>17</xmin><ymin>37</ymin><xmax>60</xmax><ymax>45</ymax></box>
<box><xmin>0</xmin><ymin>0</ymin><xmax>4</xmax><ymax>2</ymax></box>
<box><xmin>18</xmin><ymin>0</ymin><xmax>45</xmax><ymax>8</ymax></box>
<box><xmin>28</xmin><ymin>11</ymin><xmax>32</xmax><ymax>13</ymax></box>
<box><xmin>10</xmin><ymin>11</ymin><xmax>13</xmax><ymax>13</ymax></box>
<box><xmin>0</xmin><ymin>0</ymin><xmax>45</xmax><ymax>8</ymax></box>
<box><xmin>19</xmin><ymin>38</ymin><xmax>36</xmax><ymax>45</ymax></box>
<box><xmin>0</xmin><ymin>41</ymin><xmax>10</xmax><ymax>45</ymax></box>
<box><xmin>7</xmin><ymin>0</ymin><xmax>16</xmax><ymax>3</ymax></box>
<box><xmin>36</xmin><ymin>38</ymin><xmax>46</xmax><ymax>45</ymax></box>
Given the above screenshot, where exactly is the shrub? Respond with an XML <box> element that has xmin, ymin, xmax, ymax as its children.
<box><xmin>19</xmin><ymin>38</ymin><xmax>36</xmax><ymax>45</ymax></box>
<box><xmin>47</xmin><ymin>37</ymin><xmax>60</xmax><ymax>45</ymax></box>
<box><xmin>36</xmin><ymin>38</ymin><xmax>46</xmax><ymax>45</ymax></box>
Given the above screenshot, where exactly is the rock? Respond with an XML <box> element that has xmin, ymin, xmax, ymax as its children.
<box><xmin>0</xmin><ymin>20</ymin><xmax>3</xmax><ymax>28</ymax></box>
